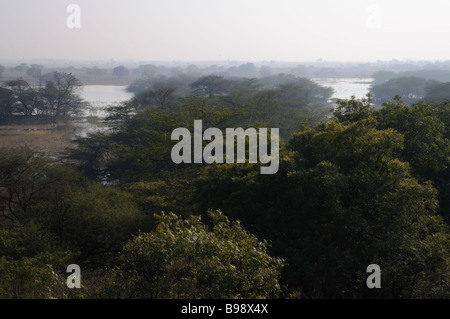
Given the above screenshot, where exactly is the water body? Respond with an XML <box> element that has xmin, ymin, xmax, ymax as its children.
<box><xmin>81</xmin><ymin>85</ymin><xmax>133</xmax><ymax>104</ymax></box>
<box><xmin>312</xmin><ymin>78</ymin><xmax>374</xmax><ymax>100</ymax></box>
<box><xmin>74</xmin><ymin>85</ymin><xmax>133</xmax><ymax>137</ymax></box>
<box><xmin>80</xmin><ymin>85</ymin><xmax>134</xmax><ymax>117</ymax></box>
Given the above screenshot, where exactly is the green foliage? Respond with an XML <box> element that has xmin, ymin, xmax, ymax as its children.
<box><xmin>4</xmin><ymin>75</ymin><xmax>449</xmax><ymax>299</ymax></box>
<box><xmin>40</xmin><ymin>183</ymin><xmax>148</xmax><ymax>266</ymax></box>
<box><xmin>131</xmin><ymin>87</ymin><xmax>177</xmax><ymax>109</ymax></box>
<box><xmin>194</xmin><ymin>118</ymin><xmax>450</xmax><ymax>298</ymax></box>
<box><xmin>112</xmin><ymin>65</ymin><xmax>130</xmax><ymax>77</ymax></box>
<box><xmin>0</xmin><ymin>254</ymin><xmax>66</xmax><ymax>299</ymax></box>
<box><xmin>425</xmin><ymin>82</ymin><xmax>450</xmax><ymax>103</ymax></box>
<box><xmin>0</xmin><ymin>221</ymin><xmax>57</xmax><ymax>259</ymax></box>
<box><xmin>98</xmin><ymin>211</ymin><xmax>285</xmax><ymax>299</ymax></box>
<box><xmin>65</xmin><ymin>132</ymin><xmax>114</xmax><ymax>178</ymax></box>
<box><xmin>331</xmin><ymin>96</ymin><xmax>450</xmax><ymax>221</ymax></box>
<box><xmin>0</xmin><ymin>72</ymin><xmax>85</xmax><ymax>117</ymax></box>
<box><xmin>0</xmin><ymin>221</ymin><xmax>76</xmax><ymax>299</ymax></box>
<box><xmin>0</xmin><ymin>146</ymin><xmax>148</xmax><ymax>270</ymax></box>
<box><xmin>370</xmin><ymin>77</ymin><xmax>439</xmax><ymax>106</ymax></box>
<box><xmin>0</xmin><ymin>146</ymin><xmax>66</xmax><ymax>222</ymax></box>
<box><xmin>70</xmin><ymin>74</ymin><xmax>332</xmax><ymax>217</ymax></box>
<box><xmin>190</xmin><ymin>75</ymin><xmax>233</xmax><ymax>97</ymax></box>
<box><xmin>375</xmin><ymin>99</ymin><xmax>449</xmax><ymax>177</ymax></box>
<box><xmin>2</xmin><ymin>79</ymin><xmax>41</xmax><ymax>116</ymax></box>
<box><xmin>333</xmin><ymin>94</ymin><xmax>374</xmax><ymax>123</ymax></box>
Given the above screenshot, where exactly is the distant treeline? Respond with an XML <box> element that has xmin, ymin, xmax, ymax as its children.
<box><xmin>372</xmin><ymin>69</ymin><xmax>450</xmax><ymax>84</ymax></box>
<box><xmin>369</xmin><ymin>74</ymin><xmax>450</xmax><ymax>106</ymax></box>
<box><xmin>3</xmin><ymin>59</ymin><xmax>450</xmax><ymax>84</ymax></box>
<box><xmin>0</xmin><ymin>71</ymin><xmax>335</xmax><ymax>127</ymax></box>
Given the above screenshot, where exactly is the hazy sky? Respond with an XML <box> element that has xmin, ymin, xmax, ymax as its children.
<box><xmin>1</xmin><ymin>0</ymin><xmax>450</xmax><ymax>62</ymax></box>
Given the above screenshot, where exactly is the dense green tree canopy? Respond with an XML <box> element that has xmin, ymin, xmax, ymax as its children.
<box><xmin>194</xmin><ymin>108</ymin><xmax>450</xmax><ymax>298</ymax></box>
<box><xmin>98</xmin><ymin>211</ymin><xmax>285</xmax><ymax>299</ymax></box>
<box><xmin>370</xmin><ymin>77</ymin><xmax>439</xmax><ymax>106</ymax></box>
<box><xmin>425</xmin><ymin>82</ymin><xmax>450</xmax><ymax>103</ymax></box>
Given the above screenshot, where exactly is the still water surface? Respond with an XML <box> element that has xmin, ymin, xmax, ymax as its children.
<box><xmin>81</xmin><ymin>85</ymin><xmax>134</xmax><ymax>104</ymax></box>
<box><xmin>312</xmin><ymin>78</ymin><xmax>373</xmax><ymax>100</ymax></box>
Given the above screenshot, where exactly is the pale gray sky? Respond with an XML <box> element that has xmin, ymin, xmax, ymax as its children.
<box><xmin>1</xmin><ymin>0</ymin><xmax>450</xmax><ymax>62</ymax></box>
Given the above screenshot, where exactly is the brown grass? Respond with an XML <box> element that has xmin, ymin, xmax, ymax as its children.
<box><xmin>0</xmin><ymin>117</ymin><xmax>78</xmax><ymax>158</ymax></box>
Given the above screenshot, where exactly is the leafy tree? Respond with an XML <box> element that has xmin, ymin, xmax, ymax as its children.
<box><xmin>127</xmin><ymin>74</ymin><xmax>194</xmax><ymax>97</ymax></box>
<box><xmin>112</xmin><ymin>65</ymin><xmax>130</xmax><ymax>77</ymax></box>
<box><xmin>333</xmin><ymin>94</ymin><xmax>374</xmax><ymax>123</ymax></box>
<box><xmin>0</xmin><ymin>222</ymin><xmax>74</xmax><ymax>299</ymax></box>
<box><xmin>2</xmin><ymin>79</ymin><xmax>41</xmax><ymax>116</ymax></box>
<box><xmin>257</xmin><ymin>75</ymin><xmax>333</xmax><ymax>105</ymax></box>
<box><xmin>40</xmin><ymin>182</ymin><xmax>148</xmax><ymax>267</ymax></box>
<box><xmin>0</xmin><ymin>147</ymin><xmax>148</xmax><ymax>269</ymax></box>
<box><xmin>65</xmin><ymin>132</ymin><xmax>114</xmax><ymax>178</ymax></box>
<box><xmin>334</xmin><ymin>96</ymin><xmax>450</xmax><ymax>222</ymax></box>
<box><xmin>40</xmin><ymin>71</ymin><xmax>85</xmax><ymax>116</ymax></box>
<box><xmin>190</xmin><ymin>75</ymin><xmax>232</xmax><ymax>97</ymax></box>
<box><xmin>0</xmin><ymin>254</ymin><xmax>67</xmax><ymax>299</ymax></box>
<box><xmin>334</xmin><ymin>95</ymin><xmax>449</xmax><ymax>178</ymax></box>
<box><xmin>1</xmin><ymin>72</ymin><xmax>85</xmax><ymax>117</ymax></box>
<box><xmin>131</xmin><ymin>87</ymin><xmax>176</xmax><ymax>109</ymax></box>
<box><xmin>98</xmin><ymin>211</ymin><xmax>285</xmax><ymax>299</ymax></box>
<box><xmin>374</xmin><ymin>97</ymin><xmax>449</xmax><ymax>178</ymax></box>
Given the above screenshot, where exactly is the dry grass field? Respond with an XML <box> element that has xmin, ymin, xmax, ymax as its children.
<box><xmin>0</xmin><ymin>117</ymin><xmax>81</xmax><ymax>159</ymax></box>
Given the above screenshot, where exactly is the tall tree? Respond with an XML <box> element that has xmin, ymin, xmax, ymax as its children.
<box><xmin>40</xmin><ymin>72</ymin><xmax>85</xmax><ymax>116</ymax></box>
<box><xmin>2</xmin><ymin>79</ymin><xmax>41</xmax><ymax>116</ymax></box>
<box><xmin>190</xmin><ymin>75</ymin><xmax>232</xmax><ymax>97</ymax></box>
